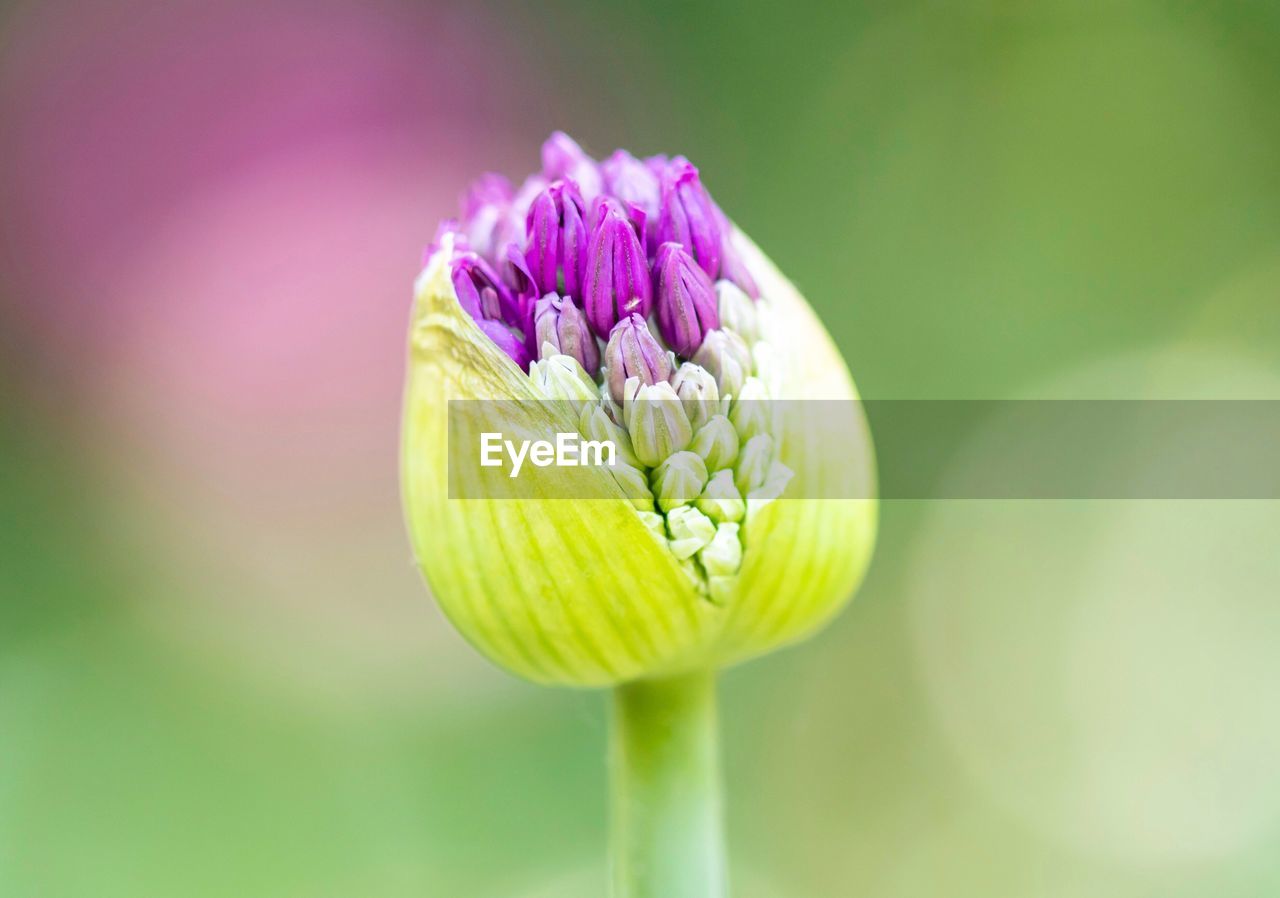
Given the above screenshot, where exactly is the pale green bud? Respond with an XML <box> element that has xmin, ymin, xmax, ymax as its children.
<box><xmin>579</xmin><ymin>403</ymin><xmax>641</xmax><ymax>469</ymax></box>
<box><xmin>751</xmin><ymin>340</ymin><xmax>782</xmax><ymax>398</ymax></box>
<box><xmin>650</xmin><ymin>450</ymin><xmax>709</xmax><ymax>512</ymax></box>
<box><xmin>735</xmin><ymin>433</ymin><xmax>774</xmax><ymax>495</ymax></box>
<box><xmin>716</xmin><ymin>280</ymin><xmax>759</xmax><ymax>343</ymax></box>
<box><xmin>688</xmin><ymin>414</ymin><xmax>739</xmax><ymax>471</ymax></box>
<box><xmin>624</xmin><ymin>380</ymin><xmax>693</xmax><ymax>467</ymax></box>
<box><xmin>611</xmin><ymin>462</ymin><xmax>656</xmax><ymax>511</ymax></box>
<box><xmin>695</xmin><ymin>469</ymin><xmax>745</xmax><ymax>523</ymax></box>
<box><xmin>530</xmin><ymin>354</ymin><xmax>599</xmax><ymax>402</ymax></box>
<box><xmin>729</xmin><ymin>376</ymin><xmax>770</xmax><ymax>442</ymax></box>
<box><xmin>701</xmin><ymin>523</ymin><xmax>743</xmax><ymax>605</ymax></box>
<box><xmin>403</xmin><ymin>222</ymin><xmax>876</xmax><ymax>687</ymax></box>
<box><xmin>692</xmin><ymin>328</ymin><xmax>752</xmax><ymax>399</ymax></box>
<box><xmin>670</xmin><ymin>362</ymin><xmax>720</xmax><ymax>430</ymax></box>
<box><xmin>745</xmin><ymin>460</ymin><xmax>796</xmax><ymax>526</ymax></box>
<box><xmin>700</xmin><ymin>523</ymin><xmax>742</xmax><ymax>577</ymax></box>
<box><xmin>665</xmin><ymin>505</ymin><xmax>716</xmax><ymax>560</ymax></box>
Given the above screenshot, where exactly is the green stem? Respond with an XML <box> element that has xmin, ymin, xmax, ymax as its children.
<box><xmin>610</xmin><ymin>669</ymin><xmax>726</xmax><ymax>898</ymax></box>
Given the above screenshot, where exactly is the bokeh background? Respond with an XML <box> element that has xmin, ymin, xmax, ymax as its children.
<box><xmin>3</xmin><ymin>0</ymin><xmax>1280</xmax><ymax>895</ymax></box>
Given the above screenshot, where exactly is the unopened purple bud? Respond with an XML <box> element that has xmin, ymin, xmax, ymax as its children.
<box><xmin>654</xmin><ymin>242</ymin><xmax>719</xmax><ymax>356</ymax></box>
<box><xmin>511</xmin><ymin>174</ymin><xmax>548</xmax><ymax>222</ymax></box>
<box><xmin>451</xmin><ymin>253</ymin><xmax>511</xmax><ymax>323</ymax></box>
<box><xmin>476</xmin><ymin>318</ymin><xmax>531</xmax><ymax>370</ymax></box>
<box><xmin>604</xmin><ymin>314</ymin><xmax>673</xmax><ymax>403</ymax></box>
<box><xmin>499</xmin><ymin>243</ymin><xmax>539</xmax><ymax>332</ymax></box>
<box><xmin>525</xmin><ymin>180</ymin><xmax>588</xmax><ymax>302</ymax></box>
<box><xmin>657</xmin><ymin>157</ymin><xmax>722</xmax><ymax>279</ymax></box>
<box><xmin>602</xmin><ymin>150</ymin><xmax>660</xmax><ymax>222</ymax></box>
<box><xmin>584</xmin><ymin>201</ymin><xmax>653</xmax><ymax>339</ymax></box>
<box><xmin>460</xmin><ymin>173</ymin><xmax>517</xmax><ymax>260</ymax></box>
<box><xmin>532</xmin><ymin>293</ymin><xmax>601</xmax><ymax>378</ymax></box>
<box><xmin>542</xmin><ymin>132</ymin><xmax>603</xmax><ymax>201</ymax></box>
<box><xmin>709</xmin><ymin>200</ymin><xmax>760</xmax><ymax>299</ymax></box>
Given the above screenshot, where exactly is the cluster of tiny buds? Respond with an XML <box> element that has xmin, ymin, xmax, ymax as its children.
<box><xmin>435</xmin><ymin>133</ymin><xmax>790</xmax><ymax>601</ymax></box>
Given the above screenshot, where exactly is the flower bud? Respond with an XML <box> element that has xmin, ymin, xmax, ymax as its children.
<box><xmin>665</xmin><ymin>505</ymin><xmax>716</xmax><ymax>559</ymax></box>
<box><xmin>601</xmin><ymin>149</ymin><xmax>660</xmax><ymax>230</ymax></box>
<box><xmin>511</xmin><ymin>174</ymin><xmax>548</xmax><ymax>222</ymax></box>
<box><xmin>711</xmin><ymin>201</ymin><xmax>760</xmax><ymax>299</ymax></box>
<box><xmin>530</xmin><ymin>354</ymin><xmax>599</xmax><ymax>402</ymax></box>
<box><xmin>579</xmin><ymin>403</ymin><xmax>641</xmax><ymax>469</ymax></box>
<box><xmin>735</xmin><ymin>433</ymin><xmax>774</xmax><ymax>496</ymax></box>
<box><xmin>657</xmin><ymin>157</ymin><xmax>722</xmax><ymax>278</ymax></box>
<box><xmin>691</xmin><ymin>328</ymin><xmax>752</xmax><ymax>398</ymax></box>
<box><xmin>650</xmin><ymin>450</ymin><xmax>709</xmax><ymax>512</ymax></box>
<box><xmin>716</xmin><ymin>279</ymin><xmax>759</xmax><ymax>343</ymax></box>
<box><xmin>610</xmin><ymin>461</ymin><xmax>656</xmax><ymax>511</ymax></box>
<box><xmin>701</xmin><ymin>523</ymin><xmax>742</xmax><ymax>576</ymax></box>
<box><xmin>584</xmin><ymin>201</ymin><xmax>652</xmax><ymax>339</ymax></box>
<box><xmin>532</xmin><ymin>293</ymin><xmax>600</xmax><ymax>377</ymax></box>
<box><xmin>405</xmin><ymin>134</ymin><xmax>876</xmax><ymax>687</ymax></box>
<box><xmin>746</xmin><ymin>461</ymin><xmax>796</xmax><ymax>526</ymax></box>
<box><xmin>452</xmin><ymin>252</ymin><xmax>511</xmax><ymax>323</ymax></box>
<box><xmin>670</xmin><ymin>362</ymin><xmax>720</xmax><ymax>430</ymax></box>
<box><xmin>700</xmin><ymin>523</ymin><xmax>743</xmax><ymax>605</ymax></box>
<box><xmin>695</xmin><ymin>470</ymin><xmax>745</xmax><ymax>524</ymax></box>
<box><xmin>542</xmin><ymin>131</ymin><xmax>603</xmax><ymax>201</ymax></box>
<box><xmin>604</xmin><ymin>314</ymin><xmax>672</xmax><ymax>404</ymax></box>
<box><xmin>625</xmin><ymin>381</ymin><xmax>693</xmax><ymax>467</ymax></box>
<box><xmin>729</xmin><ymin>376</ymin><xmax>771</xmax><ymax>442</ymax></box>
<box><xmin>461</xmin><ymin>173</ymin><xmax>519</xmax><ymax>261</ymax></box>
<box><xmin>525</xmin><ymin>180</ymin><xmax>588</xmax><ymax>301</ymax></box>
<box><xmin>689</xmin><ymin>414</ymin><xmax>738</xmax><ymax>472</ymax></box>
<box><xmin>654</xmin><ymin>242</ymin><xmax>719</xmax><ymax>356</ymax></box>
<box><xmin>475</xmin><ymin>318</ymin><xmax>530</xmax><ymax>370</ymax></box>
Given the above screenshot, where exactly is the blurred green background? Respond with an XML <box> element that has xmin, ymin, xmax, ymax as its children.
<box><xmin>3</xmin><ymin>0</ymin><xmax>1280</xmax><ymax>895</ymax></box>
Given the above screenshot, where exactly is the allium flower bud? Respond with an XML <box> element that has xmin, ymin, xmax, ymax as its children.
<box><xmin>584</xmin><ymin>202</ymin><xmax>653</xmax><ymax>339</ymax></box>
<box><xmin>716</xmin><ymin>280</ymin><xmax>759</xmax><ymax>344</ymax></box>
<box><xmin>532</xmin><ymin>293</ymin><xmax>600</xmax><ymax>377</ymax></box>
<box><xmin>624</xmin><ymin>381</ymin><xmax>693</xmax><ymax>468</ymax></box>
<box><xmin>700</xmin><ymin>523</ymin><xmax>743</xmax><ymax>605</ymax></box>
<box><xmin>530</xmin><ymin>354</ymin><xmax>599</xmax><ymax>402</ymax></box>
<box><xmin>403</xmin><ymin>134</ymin><xmax>876</xmax><ymax>690</ymax></box>
<box><xmin>451</xmin><ymin>252</ymin><xmax>511</xmax><ymax>323</ymax></box>
<box><xmin>461</xmin><ymin>173</ymin><xmax>518</xmax><ymax>260</ymax></box>
<box><xmin>655</xmin><ymin>242</ymin><xmax>719</xmax><ymax>356</ymax></box>
<box><xmin>695</xmin><ymin>470</ymin><xmax>745</xmax><ymax>524</ymax></box>
<box><xmin>692</xmin><ymin>328</ymin><xmax>752</xmax><ymax>399</ymax></box>
<box><xmin>604</xmin><ymin>314</ymin><xmax>672</xmax><ymax>404</ymax></box>
<box><xmin>665</xmin><ymin>505</ymin><xmax>716</xmax><ymax>560</ymax></box>
<box><xmin>651</xmin><ymin>450</ymin><xmax>709</xmax><ymax>513</ymax></box>
<box><xmin>602</xmin><ymin>149</ymin><xmax>660</xmax><ymax>228</ymax></box>
<box><xmin>542</xmin><ymin>131</ymin><xmax>603</xmax><ymax>201</ymax></box>
<box><xmin>711</xmin><ymin>200</ymin><xmax>760</xmax><ymax>300</ymax></box>
<box><xmin>734</xmin><ymin>433</ymin><xmax>773</xmax><ymax>496</ymax></box>
<box><xmin>657</xmin><ymin>157</ymin><xmax>721</xmax><ymax>279</ymax></box>
<box><xmin>525</xmin><ymin>179</ymin><xmax>588</xmax><ymax>301</ymax></box>
<box><xmin>729</xmin><ymin>376</ymin><xmax>771</xmax><ymax>442</ymax></box>
<box><xmin>671</xmin><ymin>362</ymin><xmax>720</xmax><ymax>430</ymax></box>
<box><xmin>579</xmin><ymin>403</ymin><xmax>641</xmax><ymax>469</ymax></box>
<box><xmin>611</xmin><ymin>461</ymin><xmax>656</xmax><ymax>512</ymax></box>
<box><xmin>689</xmin><ymin>414</ymin><xmax>739</xmax><ymax>472</ymax></box>
<box><xmin>474</xmin><ymin>318</ymin><xmax>530</xmax><ymax>371</ymax></box>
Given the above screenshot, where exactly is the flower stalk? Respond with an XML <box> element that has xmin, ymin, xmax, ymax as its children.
<box><xmin>610</xmin><ymin>670</ymin><xmax>725</xmax><ymax>898</ymax></box>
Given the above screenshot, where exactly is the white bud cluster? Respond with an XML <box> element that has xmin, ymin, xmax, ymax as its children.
<box><xmin>529</xmin><ymin>275</ymin><xmax>791</xmax><ymax>604</ymax></box>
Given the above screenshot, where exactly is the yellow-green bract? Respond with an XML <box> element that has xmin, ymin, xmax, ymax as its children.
<box><xmin>401</xmin><ymin>230</ymin><xmax>877</xmax><ymax>686</ymax></box>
